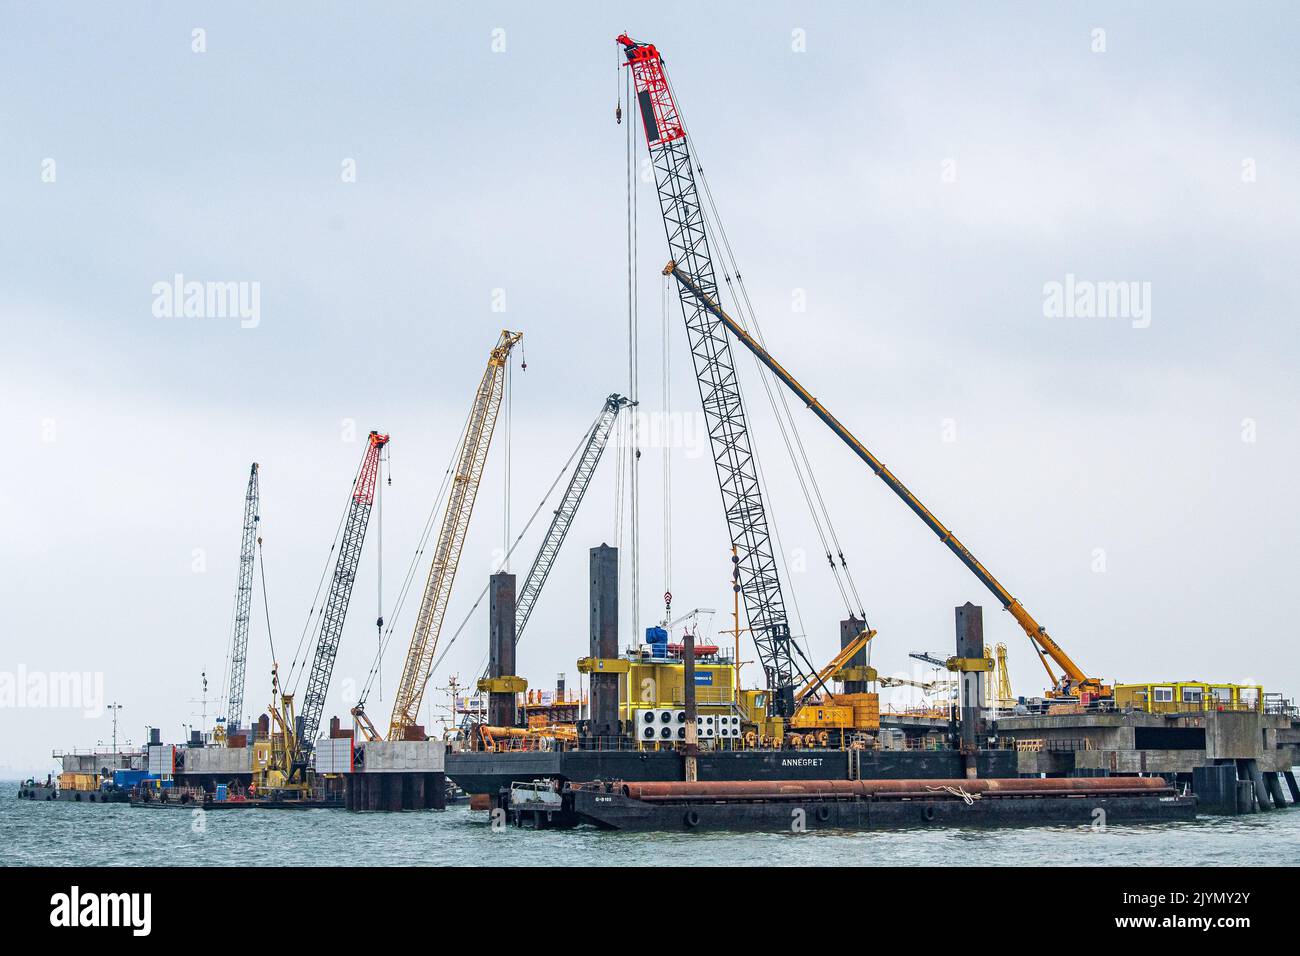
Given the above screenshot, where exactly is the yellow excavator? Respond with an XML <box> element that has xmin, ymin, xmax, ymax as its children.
<box><xmin>663</xmin><ymin>260</ymin><xmax>1109</xmax><ymax>700</ymax></box>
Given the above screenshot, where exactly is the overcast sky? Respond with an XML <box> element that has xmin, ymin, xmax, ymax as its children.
<box><xmin>2</xmin><ymin>2</ymin><xmax>1297</xmax><ymax>774</ymax></box>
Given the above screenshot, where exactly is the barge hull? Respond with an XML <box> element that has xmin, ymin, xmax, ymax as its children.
<box><xmin>571</xmin><ymin>789</ymin><xmax>1198</xmax><ymax>832</ymax></box>
<box><xmin>448</xmin><ymin>748</ymin><xmax>1017</xmax><ymax>797</ymax></box>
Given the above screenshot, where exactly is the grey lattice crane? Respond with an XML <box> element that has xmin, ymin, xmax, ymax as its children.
<box><xmin>224</xmin><ymin>463</ymin><xmax>259</xmax><ymax>731</ymax></box>
<box><xmin>618</xmin><ymin>34</ymin><xmax>802</xmax><ymax>715</ymax></box>
<box><xmin>514</xmin><ymin>394</ymin><xmax>630</xmax><ymax>643</ymax></box>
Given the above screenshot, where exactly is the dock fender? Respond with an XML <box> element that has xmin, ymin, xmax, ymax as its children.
<box><xmin>815</xmin><ymin>804</ymin><xmax>831</xmax><ymax>823</ymax></box>
<box><xmin>684</xmin><ymin>809</ymin><xmax>701</xmax><ymax>828</ymax></box>
<box><xmin>922</xmin><ymin>804</ymin><xmax>936</xmax><ymax>823</ymax></box>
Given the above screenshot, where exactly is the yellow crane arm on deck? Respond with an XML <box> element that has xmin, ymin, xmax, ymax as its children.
<box><xmin>794</xmin><ymin>628</ymin><xmax>877</xmax><ymax>704</ymax></box>
<box><xmin>662</xmin><ymin>261</ymin><xmax>1105</xmax><ymax>698</ymax></box>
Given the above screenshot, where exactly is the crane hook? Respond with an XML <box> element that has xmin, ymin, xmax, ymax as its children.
<box><xmin>615</xmin><ymin>103</ymin><xmax>622</xmax><ymax>125</ymax></box>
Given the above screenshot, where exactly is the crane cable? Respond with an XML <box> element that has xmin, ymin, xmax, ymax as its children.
<box><xmin>256</xmin><ymin>536</ymin><xmax>277</xmax><ymax>678</ymax></box>
<box><xmin>218</xmin><ymin>595</ymin><xmax>235</xmax><ymax>718</ymax></box>
<box><xmin>625</xmin><ymin>60</ymin><xmax>641</xmax><ymax>646</ymax></box>
<box><xmin>665</xmin><ymin>70</ymin><xmax>870</xmax><ymax>631</ymax></box>
<box><xmin>662</xmin><ymin>273</ymin><xmax>671</xmax><ymax>619</ymax></box>
<box><xmin>375</xmin><ymin>442</ymin><xmax>387</xmax><ymax>702</ymax></box>
<box><xmin>354</xmin><ymin>397</ymin><xmax>477</xmax><ymax>709</ymax></box>
<box><xmin>653</xmin><ymin>76</ymin><xmax>812</xmax><ymax>672</ymax></box>
<box><xmin>429</xmin><ymin>404</ymin><xmax>610</xmax><ymax>684</ymax></box>
<box><xmin>503</xmin><ymin>353</ymin><xmax>513</xmax><ymax>571</ymax></box>
<box><xmin>284</xmin><ymin>451</ymin><xmax>366</xmax><ymax>694</ymax></box>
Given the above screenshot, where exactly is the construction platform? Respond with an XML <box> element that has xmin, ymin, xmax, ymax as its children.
<box><xmin>993</xmin><ymin>707</ymin><xmax>1300</xmax><ymax>814</ymax></box>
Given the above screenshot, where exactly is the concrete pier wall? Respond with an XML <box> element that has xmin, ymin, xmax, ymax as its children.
<box><xmin>344</xmin><ymin>771</ymin><xmax>446</xmax><ymax>811</ymax></box>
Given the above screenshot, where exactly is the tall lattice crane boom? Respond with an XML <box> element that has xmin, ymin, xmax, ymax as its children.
<box><xmin>618</xmin><ymin>34</ymin><xmax>800</xmax><ymax>717</ymax></box>
<box><xmin>514</xmin><ymin>394</ymin><xmax>630</xmax><ymax>642</ymax></box>
<box><xmin>224</xmin><ymin>463</ymin><xmax>259</xmax><ymax>730</ymax></box>
<box><xmin>298</xmin><ymin>431</ymin><xmax>389</xmax><ymax>744</ymax></box>
<box><xmin>388</xmin><ymin>330</ymin><xmax>522</xmax><ymax>739</ymax></box>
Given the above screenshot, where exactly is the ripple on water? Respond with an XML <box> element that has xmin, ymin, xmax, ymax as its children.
<box><xmin>2</xmin><ymin>780</ymin><xmax>1296</xmax><ymax>866</ymax></box>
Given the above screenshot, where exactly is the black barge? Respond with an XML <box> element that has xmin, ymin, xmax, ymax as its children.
<box><xmin>522</xmin><ymin>777</ymin><xmax>1197</xmax><ymax>832</ymax></box>
<box><xmin>449</xmin><ymin>747</ymin><xmax>1017</xmax><ymax>804</ymax></box>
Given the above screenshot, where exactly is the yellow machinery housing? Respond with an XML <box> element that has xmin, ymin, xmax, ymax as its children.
<box><xmin>621</xmin><ymin>659</ymin><xmax>735</xmax><ymax>717</ymax></box>
<box><xmin>1115</xmin><ymin>681</ymin><xmax>1263</xmax><ymax>714</ymax></box>
<box><xmin>789</xmin><ymin>693</ymin><xmax>879</xmax><ymax>732</ymax></box>
<box><xmin>788</xmin><ymin>628</ymin><xmax>881</xmax><ymax>736</ymax></box>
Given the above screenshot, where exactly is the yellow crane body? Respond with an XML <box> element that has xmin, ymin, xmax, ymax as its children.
<box><xmin>790</xmin><ymin>629</ymin><xmax>880</xmax><ymax>732</ymax></box>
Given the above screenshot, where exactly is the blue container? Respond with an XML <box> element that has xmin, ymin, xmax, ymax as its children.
<box><xmin>652</xmin><ymin>642</ymin><xmax>668</xmax><ymax>658</ymax></box>
<box><xmin>113</xmin><ymin>769</ymin><xmax>147</xmax><ymax>789</ymax></box>
<box><xmin>215</xmin><ymin>784</ymin><xmax>228</xmax><ymax>802</ymax></box>
<box><xmin>645</xmin><ymin>626</ymin><xmax>668</xmax><ymax>644</ymax></box>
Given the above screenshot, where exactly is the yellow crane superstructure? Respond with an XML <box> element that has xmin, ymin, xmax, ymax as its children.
<box><xmin>386</xmin><ymin>330</ymin><xmax>523</xmax><ymax>740</ymax></box>
<box><xmin>252</xmin><ymin>666</ymin><xmax>310</xmax><ymax>796</ymax></box>
<box><xmin>788</xmin><ymin>628</ymin><xmax>881</xmax><ymax>741</ymax></box>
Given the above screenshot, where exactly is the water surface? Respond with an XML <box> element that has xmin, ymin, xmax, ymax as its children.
<box><xmin>3</xmin><ymin>780</ymin><xmax>1293</xmax><ymax>866</ymax></box>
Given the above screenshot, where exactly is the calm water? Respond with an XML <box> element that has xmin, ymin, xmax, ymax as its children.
<box><xmin>2</xmin><ymin>779</ymin><xmax>1295</xmax><ymax>866</ymax></box>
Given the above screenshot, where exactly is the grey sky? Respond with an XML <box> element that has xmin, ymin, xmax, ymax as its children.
<box><xmin>2</xmin><ymin>2</ymin><xmax>1297</xmax><ymax>774</ymax></box>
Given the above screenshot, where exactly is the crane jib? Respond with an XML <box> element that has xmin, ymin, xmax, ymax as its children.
<box><xmin>664</xmin><ymin>261</ymin><xmax>1096</xmax><ymax>689</ymax></box>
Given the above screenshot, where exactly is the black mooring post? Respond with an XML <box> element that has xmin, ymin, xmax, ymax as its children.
<box><xmin>683</xmin><ymin>633</ymin><xmax>698</xmax><ymax>782</ymax></box>
<box><xmin>588</xmin><ymin>544</ymin><xmax>620</xmax><ymax>739</ymax></box>
<box><xmin>487</xmin><ymin>573</ymin><xmax>517</xmax><ymax>728</ymax></box>
<box><xmin>955</xmin><ymin>602</ymin><xmax>985</xmax><ymax>778</ymax></box>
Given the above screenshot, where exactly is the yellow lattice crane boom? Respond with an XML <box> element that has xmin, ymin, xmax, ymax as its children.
<box><xmin>992</xmin><ymin>642</ymin><xmax>1015</xmax><ymax>708</ymax></box>
<box><xmin>387</xmin><ymin>329</ymin><xmax>523</xmax><ymax>740</ymax></box>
